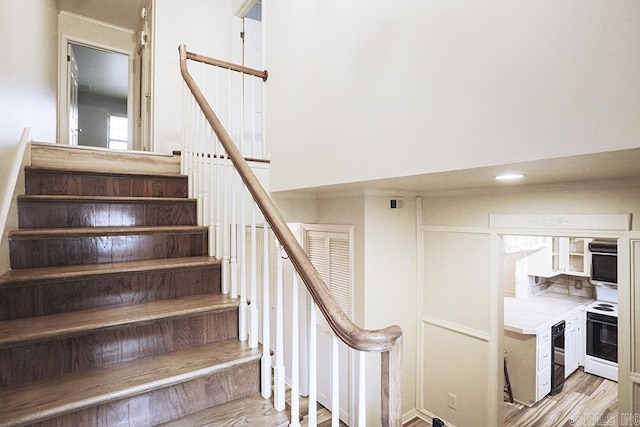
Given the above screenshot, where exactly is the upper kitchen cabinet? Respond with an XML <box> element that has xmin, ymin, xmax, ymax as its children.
<box><xmin>526</xmin><ymin>237</ymin><xmax>592</xmax><ymax>278</ymax></box>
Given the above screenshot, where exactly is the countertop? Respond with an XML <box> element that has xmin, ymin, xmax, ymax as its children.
<box><xmin>504</xmin><ymin>292</ymin><xmax>593</xmax><ymax>335</ymax></box>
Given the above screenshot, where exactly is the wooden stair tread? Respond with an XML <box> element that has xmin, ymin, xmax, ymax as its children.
<box><xmin>0</xmin><ymin>294</ymin><xmax>237</xmax><ymax>348</ymax></box>
<box><xmin>156</xmin><ymin>393</ymin><xmax>290</xmax><ymax>427</ymax></box>
<box><xmin>9</xmin><ymin>225</ymin><xmax>207</xmax><ymax>239</ymax></box>
<box><xmin>18</xmin><ymin>195</ymin><xmax>195</xmax><ymax>203</ymax></box>
<box><xmin>0</xmin><ymin>256</ymin><xmax>220</xmax><ymax>287</ymax></box>
<box><xmin>25</xmin><ymin>165</ymin><xmax>185</xmax><ymax>179</ymax></box>
<box><xmin>0</xmin><ymin>339</ymin><xmax>260</xmax><ymax>427</ymax></box>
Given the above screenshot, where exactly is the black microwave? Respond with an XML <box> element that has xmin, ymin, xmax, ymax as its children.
<box><xmin>589</xmin><ymin>241</ymin><xmax>617</xmax><ymax>286</ymax></box>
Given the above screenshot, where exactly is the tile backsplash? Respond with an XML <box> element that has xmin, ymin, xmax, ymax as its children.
<box><xmin>532</xmin><ymin>275</ymin><xmax>595</xmax><ymax>299</ymax></box>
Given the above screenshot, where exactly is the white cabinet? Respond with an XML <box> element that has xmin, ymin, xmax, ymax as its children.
<box><xmin>564</xmin><ymin>238</ymin><xmax>592</xmax><ymax>277</ymax></box>
<box><xmin>564</xmin><ymin>309</ymin><xmax>583</xmax><ymax>377</ymax></box>
<box><xmin>504</xmin><ymin>329</ymin><xmax>552</xmax><ymax>406</ymax></box>
<box><xmin>526</xmin><ymin>237</ymin><xmax>592</xmax><ymax>278</ymax></box>
<box><xmin>535</xmin><ymin>330</ymin><xmax>552</xmax><ymax>401</ymax></box>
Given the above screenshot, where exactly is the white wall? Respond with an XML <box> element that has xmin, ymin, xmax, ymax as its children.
<box><xmin>264</xmin><ymin>1</ymin><xmax>640</xmax><ymax>192</ymax></box>
<box><xmin>78</xmin><ymin>93</ymin><xmax>127</xmax><ymax>148</ymax></box>
<box><xmin>152</xmin><ymin>0</ymin><xmax>236</xmax><ymax>154</ymax></box>
<box><xmin>0</xmin><ymin>0</ymin><xmax>57</xmax><ymax>271</ymax></box>
<box><xmin>420</xmin><ymin>230</ymin><xmax>492</xmax><ymax>426</ymax></box>
<box><xmin>0</xmin><ymin>0</ymin><xmax>58</xmax><ymax>148</ymax></box>
<box><xmin>363</xmin><ymin>194</ymin><xmax>417</xmax><ymax>422</ymax></box>
<box><xmin>418</xmin><ymin>181</ymin><xmax>640</xmax><ymax>425</ymax></box>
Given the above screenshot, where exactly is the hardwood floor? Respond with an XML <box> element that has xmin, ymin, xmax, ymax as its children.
<box><xmin>504</xmin><ymin>368</ymin><xmax>617</xmax><ymax>427</ymax></box>
<box><xmin>402</xmin><ymin>369</ymin><xmax>617</xmax><ymax>427</ymax></box>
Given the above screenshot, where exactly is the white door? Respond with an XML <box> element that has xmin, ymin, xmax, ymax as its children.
<box><xmin>68</xmin><ymin>44</ymin><xmax>79</xmax><ymax>145</ymax></box>
<box><xmin>305</xmin><ymin>227</ymin><xmax>353</xmax><ymax>424</ymax></box>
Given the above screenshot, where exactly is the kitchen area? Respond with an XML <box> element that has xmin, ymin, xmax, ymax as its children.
<box><xmin>502</xmin><ymin>235</ymin><xmax>618</xmax><ymax>417</ymax></box>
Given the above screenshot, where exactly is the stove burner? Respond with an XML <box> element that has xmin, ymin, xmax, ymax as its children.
<box><xmin>593</xmin><ymin>306</ymin><xmax>614</xmax><ymax>312</ymax></box>
<box><xmin>597</xmin><ymin>303</ymin><xmax>614</xmax><ymax>308</ymax></box>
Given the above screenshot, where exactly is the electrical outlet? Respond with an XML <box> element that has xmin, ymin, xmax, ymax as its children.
<box><xmin>447</xmin><ymin>392</ymin><xmax>457</xmax><ymax>409</ymax></box>
<box><xmin>574</xmin><ymin>279</ymin><xmax>583</xmax><ymax>290</ymax></box>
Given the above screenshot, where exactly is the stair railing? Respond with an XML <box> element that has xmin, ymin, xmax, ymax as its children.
<box><xmin>179</xmin><ymin>44</ymin><xmax>403</xmax><ymax>426</ymax></box>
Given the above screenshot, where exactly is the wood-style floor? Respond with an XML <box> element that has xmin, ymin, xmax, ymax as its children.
<box><xmin>403</xmin><ymin>369</ymin><xmax>617</xmax><ymax>427</ymax></box>
<box><xmin>504</xmin><ymin>368</ymin><xmax>617</xmax><ymax>427</ymax></box>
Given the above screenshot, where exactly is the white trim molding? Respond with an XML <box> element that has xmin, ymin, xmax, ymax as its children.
<box><xmin>490</xmin><ymin>213</ymin><xmax>631</xmax><ymax>232</ymax></box>
<box><xmin>422</xmin><ymin>315</ymin><xmax>490</xmax><ymax>342</ymax></box>
<box><xmin>421</xmin><ymin>225</ymin><xmax>490</xmax><ymax>235</ymax></box>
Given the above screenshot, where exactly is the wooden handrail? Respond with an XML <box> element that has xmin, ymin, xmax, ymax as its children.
<box><xmin>185</xmin><ymin>50</ymin><xmax>268</xmax><ymax>81</ymax></box>
<box><xmin>179</xmin><ymin>44</ymin><xmax>402</xmax><ymax>424</ymax></box>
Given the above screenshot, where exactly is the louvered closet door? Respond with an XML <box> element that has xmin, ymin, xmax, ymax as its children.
<box><xmin>305</xmin><ymin>227</ymin><xmax>353</xmax><ymax>424</ymax></box>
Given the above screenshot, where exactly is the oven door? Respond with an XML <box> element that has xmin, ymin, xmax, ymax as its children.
<box><xmin>586</xmin><ymin>312</ymin><xmax>618</xmax><ymax>363</ymax></box>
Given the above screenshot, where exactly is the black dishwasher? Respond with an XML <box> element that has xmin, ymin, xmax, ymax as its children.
<box><xmin>551</xmin><ymin>320</ymin><xmax>565</xmax><ymax>395</ymax></box>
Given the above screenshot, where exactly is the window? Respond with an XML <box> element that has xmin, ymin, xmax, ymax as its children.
<box><xmin>108</xmin><ymin>115</ymin><xmax>128</xmax><ymax>150</ymax></box>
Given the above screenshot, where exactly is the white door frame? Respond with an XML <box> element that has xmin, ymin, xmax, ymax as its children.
<box><xmin>489</xmin><ymin>214</ymin><xmax>632</xmax><ymax>424</ymax></box>
<box><xmin>57</xmin><ymin>26</ymin><xmax>134</xmax><ymax>146</ymax></box>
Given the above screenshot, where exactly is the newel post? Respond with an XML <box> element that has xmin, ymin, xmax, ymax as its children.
<box><xmin>381</xmin><ymin>335</ymin><xmax>403</xmax><ymax>426</ymax></box>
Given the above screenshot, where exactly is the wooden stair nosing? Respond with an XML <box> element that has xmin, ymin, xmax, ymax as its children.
<box><xmin>0</xmin><ymin>257</ymin><xmax>221</xmax><ymax>288</ymax></box>
<box><xmin>17</xmin><ymin>195</ymin><xmax>196</xmax><ymax>204</ymax></box>
<box><xmin>0</xmin><ymin>294</ymin><xmax>238</xmax><ymax>348</ymax></box>
<box><xmin>24</xmin><ymin>165</ymin><xmax>185</xmax><ymax>180</ymax></box>
<box><xmin>9</xmin><ymin>225</ymin><xmax>208</xmax><ymax>239</ymax></box>
<box><xmin>0</xmin><ymin>340</ymin><xmax>260</xmax><ymax>427</ymax></box>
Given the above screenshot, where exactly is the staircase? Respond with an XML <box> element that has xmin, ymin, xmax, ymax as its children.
<box><xmin>0</xmin><ymin>144</ymin><xmax>288</xmax><ymax>426</ymax></box>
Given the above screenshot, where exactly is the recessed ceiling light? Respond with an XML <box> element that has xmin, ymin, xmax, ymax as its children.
<box><xmin>495</xmin><ymin>173</ymin><xmax>525</xmax><ymax>181</ymax></box>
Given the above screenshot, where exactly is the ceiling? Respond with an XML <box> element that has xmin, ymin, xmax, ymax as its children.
<box><xmin>279</xmin><ymin>148</ymin><xmax>640</xmax><ymax>196</ymax></box>
<box><xmin>57</xmin><ymin>0</ymin><xmax>146</xmax><ymax>30</ymax></box>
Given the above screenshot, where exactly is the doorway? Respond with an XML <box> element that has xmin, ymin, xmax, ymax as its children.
<box><xmin>488</xmin><ymin>214</ymin><xmax>630</xmax><ymax>425</ymax></box>
<box><xmin>69</xmin><ymin>43</ymin><xmax>130</xmax><ymax>150</ymax></box>
<box><xmin>501</xmin><ymin>234</ymin><xmax>619</xmax><ymax>424</ymax></box>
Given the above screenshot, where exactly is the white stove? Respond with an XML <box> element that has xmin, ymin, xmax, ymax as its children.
<box><xmin>584</xmin><ymin>286</ymin><xmax>618</xmax><ymax>382</ymax></box>
<box><xmin>585</xmin><ymin>300</ymin><xmax>618</xmax><ymax>317</ymax></box>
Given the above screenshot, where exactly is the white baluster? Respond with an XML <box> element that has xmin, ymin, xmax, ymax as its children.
<box><xmin>229</xmin><ymin>67</ymin><xmax>238</xmax><ymax>300</ymax></box>
<box><xmin>215</xmin><ymin>146</ymin><xmax>222</xmax><ymax>261</ymax></box>
<box><xmin>249</xmin><ymin>205</ymin><xmax>258</xmax><ymax>348</ymax></box>
<box><xmin>239</xmin><ymin>67</ymin><xmax>245</xmax><ymax>156</ymax></box>
<box><xmin>202</xmin><ymin>134</ymin><xmax>209</xmax><ymax>233</ymax></box>
<box><xmin>187</xmin><ymin>98</ymin><xmax>195</xmax><ymax>200</ymax></box>
<box><xmin>358</xmin><ymin>351</ymin><xmax>366</xmax><ymax>426</ymax></box>
<box><xmin>198</xmin><ymin>62</ymin><xmax>206</xmax><ymax>227</ymax></box>
<box><xmin>221</xmin><ymin>154</ymin><xmax>230</xmax><ymax>295</ymax></box>
<box><xmin>332</xmin><ymin>334</ymin><xmax>339</xmax><ymax>427</ymax></box>
<box><xmin>180</xmin><ymin>82</ymin><xmax>187</xmax><ymax>176</ymax></box>
<box><xmin>230</xmin><ymin>172</ymin><xmax>238</xmax><ymax>297</ymax></box>
<box><xmin>238</xmin><ymin>183</ymin><xmax>246</xmax><ymax>339</ymax></box>
<box><xmin>261</xmin><ymin>223</ymin><xmax>272</xmax><ymax>399</ymax></box>
<box><xmin>250</xmin><ymin>75</ymin><xmax>256</xmax><ymax>159</ymax></box>
<box><xmin>274</xmin><ymin>242</ymin><xmax>285</xmax><ymax>412</ymax></box>
<box><xmin>207</xmin><ymin>127</ymin><xmax>215</xmax><ymax>257</ymax></box>
<box><xmin>289</xmin><ymin>271</ymin><xmax>301</xmax><ymax>427</ymax></box>
<box><xmin>308</xmin><ymin>300</ymin><xmax>317</xmax><ymax>425</ymax></box>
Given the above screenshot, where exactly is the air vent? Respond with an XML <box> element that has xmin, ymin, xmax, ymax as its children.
<box><xmin>389</xmin><ymin>198</ymin><xmax>404</xmax><ymax>210</ymax></box>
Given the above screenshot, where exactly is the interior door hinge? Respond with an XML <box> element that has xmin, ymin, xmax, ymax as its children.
<box><xmin>240</xmin><ymin>31</ymin><xmax>245</xmax><ymax>40</ymax></box>
<box><xmin>67</xmin><ymin>55</ymin><xmax>71</xmax><ymax>62</ymax></box>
